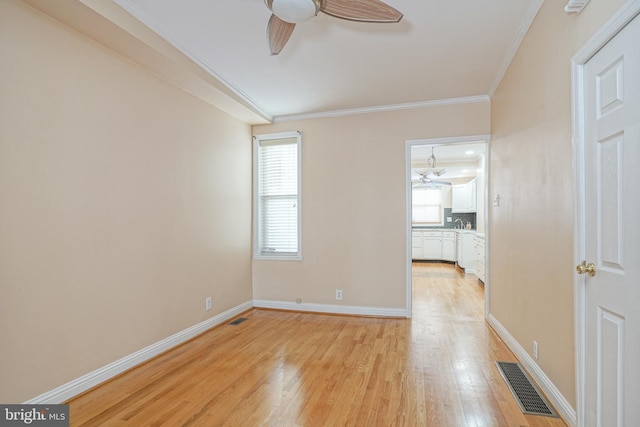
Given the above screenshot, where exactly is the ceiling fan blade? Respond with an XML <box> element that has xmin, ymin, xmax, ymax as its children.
<box><xmin>429</xmin><ymin>180</ymin><xmax>452</xmax><ymax>186</ymax></box>
<box><xmin>321</xmin><ymin>0</ymin><xmax>403</xmax><ymax>23</ymax></box>
<box><xmin>267</xmin><ymin>14</ymin><xmax>296</xmax><ymax>55</ymax></box>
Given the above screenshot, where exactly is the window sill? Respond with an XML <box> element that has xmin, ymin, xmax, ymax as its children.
<box><xmin>253</xmin><ymin>254</ymin><xmax>303</xmax><ymax>261</ymax></box>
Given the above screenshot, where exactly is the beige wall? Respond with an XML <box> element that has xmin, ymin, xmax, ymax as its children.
<box><xmin>490</xmin><ymin>0</ymin><xmax>626</xmax><ymax>408</ymax></box>
<box><xmin>3</xmin><ymin>0</ymin><xmax>621</xmax><ymax>409</ymax></box>
<box><xmin>253</xmin><ymin>102</ymin><xmax>490</xmax><ymax>308</ymax></box>
<box><xmin>0</xmin><ymin>1</ymin><xmax>252</xmax><ymax>402</ymax></box>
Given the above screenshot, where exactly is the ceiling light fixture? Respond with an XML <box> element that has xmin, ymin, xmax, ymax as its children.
<box><xmin>413</xmin><ymin>147</ymin><xmax>451</xmax><ymax>187</ymax></box>
<box><xmin>264</xmin><ymin>0</ymin><xmax>402</xmax><ymax>55</ymax></box>
<box><xmin>269</xmin><ymin>0</ymin><xmax>321</xmax><ymax>23</ymax></box>
<box><xmin>424</xmin><ymin>147</ymin><xmax>446</xmax><ymax>176</ymax></box>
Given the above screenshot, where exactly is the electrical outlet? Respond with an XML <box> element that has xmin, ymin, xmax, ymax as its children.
<box><xmin>205</xmin><ymin>297</ymin><xmax>212</xmax><ymax>311</ymax></box>
<box><xmin>296</xmin><ymin>298</ymin><xmax>302</xmax><ymax>304</ymax></box>
<box><xmin>533</xmin><ymin>340</ymin><xmax>539</xmax><ymax>360</ymax></box>
<box><xmin>335</xmin><ymin>289</ymin><xmax>343</xmax><ymax>300</ymax></box>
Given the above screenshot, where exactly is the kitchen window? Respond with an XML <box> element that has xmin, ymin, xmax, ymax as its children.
<box><xmin>253</xmin><ymin>131</ymin><xmax>302</xmax><ymax>260</ymax></box>
<box><xmin>412</xmin><ymin>186</ymin><xmax>443</xmax><ymax>226</ymax></box>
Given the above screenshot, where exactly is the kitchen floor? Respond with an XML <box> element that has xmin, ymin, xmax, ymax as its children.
<box><xmin>412</xmin><ymin>261</ymin><xmax>484</xmax><ymax>320</ymax></box>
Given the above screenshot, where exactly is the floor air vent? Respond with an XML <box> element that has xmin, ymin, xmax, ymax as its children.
<box><xmin>495</xmin><ymin>361</ymin><xmax>558</xmax><ymax>418</ymax></box>
<box><xmin>228</xmin><ymin>317</ymin><xmax>248</xmax><ymax>325</ymax></box>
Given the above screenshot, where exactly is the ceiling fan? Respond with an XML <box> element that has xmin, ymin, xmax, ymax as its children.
<box><xmin>413</xmin><ymin>147</ymin><xmax>451</xmax><ymax>187</ymax></box>
<box><xmin>413</xmin><ymin>175</ymin><xmax>451</xmax><ymax>187</ymax></box>
<box><xmin>264</xmin><ymin>0</ymin><xmax>403</xmax><ymax>55</ymax></box>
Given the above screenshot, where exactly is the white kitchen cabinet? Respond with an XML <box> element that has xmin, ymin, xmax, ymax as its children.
<box><xmin>474</xmin><ymin>234</ymin><xmax>485</xmax><ymax>282</ymax></box>
<box><xmin>411</xmin><ymin>230</ymin><xmax>446</xmax><ymax>261</ymax></box>
<box><xmin>452</xmin><ymin>179</ymin><xmax>477</xmax><ymax>213</ymax></box>
<box><xmin>412</xmin><ymin>230</ymin><xmax>465</xmax><ymax>262</ymax></box>
<box><xmin>456</xmin><ymin>231</ymin><xmax>475</xmax><ymax>273</ymax></box>
<box><xmin>422</xmin><ymin>231</ymin><xmax>443</xmax><ymax>259</ymax></box>
<box><xmin>412</xmin><ymin>231</ymin><xmax>423</xmax><ymax>259</ymax></box>
<box><xmin>442</xmin><ymin>231</ymin><xmax>456</xmax><ymax>262</ymax></box>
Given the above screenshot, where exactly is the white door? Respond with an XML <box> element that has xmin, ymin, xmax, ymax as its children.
<box><xmin>581</xmin><ymin>13</ymin><xmax>640</xmax><ymax>427</ymax></box>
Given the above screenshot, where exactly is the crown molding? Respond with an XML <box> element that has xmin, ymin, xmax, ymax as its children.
<box><xmin>272</xmin><ymin>95</ymin><xmax>490</xmax><ymax>123</ymax></box>
<box><xmin>23</xmin><ymin>0</ymin><xmax>272</xmax><ymax>124</ymax></box>
<box><xmin>112</xmin><ymin>0</ymin><xmax>273</xmax><ymax>123</ymax></box>
<box><xmin>488</xmin><ymin>0</ymin><xmax>544</xmax><ymax>97</ymax></box>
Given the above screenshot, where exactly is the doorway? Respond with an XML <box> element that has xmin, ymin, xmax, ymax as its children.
<box><xmin>405</xmin><ymin>135</ymin><xmax>491</xmax><ymax>318</ymax></box>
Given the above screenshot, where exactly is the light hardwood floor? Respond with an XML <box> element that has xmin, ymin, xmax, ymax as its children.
<box><xmin>67</xmin><ymin>263</ymin><xmax>568</xmax><ymax>426</ymax></box>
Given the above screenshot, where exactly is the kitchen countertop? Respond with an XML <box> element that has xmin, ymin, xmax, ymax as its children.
<box><xmin>412</xmin><ymin>228</ymin><xmax>477</xmax><ymax>233</ymax></box>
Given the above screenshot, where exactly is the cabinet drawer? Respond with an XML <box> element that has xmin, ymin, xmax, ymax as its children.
<box><xmin>423</xmin><ymin>231</ymin><xmax>442</xmax><ymax>237</ymax></box>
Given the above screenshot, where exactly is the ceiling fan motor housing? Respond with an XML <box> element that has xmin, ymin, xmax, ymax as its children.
<box><xmin>268</xmin><ymin>0</ymin><xmax>322</xmax><ymax>23</ymax></box>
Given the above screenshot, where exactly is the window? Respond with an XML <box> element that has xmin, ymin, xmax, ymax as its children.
<box><xmin>412</xmin><ymin>186</ymin><xmax>443</xmax><ymax>226</ymax></box>
<box><xmin>253</xmin><ymin>132</ymin><xmax>301</xmax><ymax>260</ymax></box>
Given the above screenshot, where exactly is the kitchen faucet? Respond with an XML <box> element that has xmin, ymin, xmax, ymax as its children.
<box><xmin>454</xmin><ymin>219</ymin><xmax>464</xmax><ymax>229</ymax></box>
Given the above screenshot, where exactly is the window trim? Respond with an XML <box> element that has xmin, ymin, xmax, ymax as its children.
<box><xmin>253</xmin><ymin>131</ymin><xmax>302</xmax><ymax>261</ymax></box>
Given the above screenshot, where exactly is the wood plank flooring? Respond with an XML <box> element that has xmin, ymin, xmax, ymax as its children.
<box><xmin>67</xmin><ymin>262</ymin><xmax>568</xmax><ymax>426</ymax></box>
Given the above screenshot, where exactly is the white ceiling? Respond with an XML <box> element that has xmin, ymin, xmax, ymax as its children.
<box><xmin>112</xmin><ymin>0</ymin><xmax>542</xmax><ymax>122</ymax></box>
<box><xmin>411</xmin><ymin>142</ymin><xmax>486</xmax><ymax>181</ymax></box>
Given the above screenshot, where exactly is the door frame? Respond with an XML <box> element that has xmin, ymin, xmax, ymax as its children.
<box><xmin>405</xmin><ymin>134</ymin><xmax>491</xmax><ymax>318</ymax></box>
<box><xmin>571</xmin><ymin>2</ymin><xmax>640</xmax><ymax>426</ymax></box>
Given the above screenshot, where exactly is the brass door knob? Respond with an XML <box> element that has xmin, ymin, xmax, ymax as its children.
<box><xmin>576</xmin><ymin>261</ymin><xmax>596</xmax><ymax>277</ymax></box>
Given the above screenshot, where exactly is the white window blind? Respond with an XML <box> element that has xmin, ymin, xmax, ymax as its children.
<box><xmin>254</xmin><ymin>132</ymin><xmax>301</xmax><ymax>259</ymax></box>
<box><xmin>412</xmin><ymin>187</ymin><xmax>443</xmax><ymax>225</ymax></box>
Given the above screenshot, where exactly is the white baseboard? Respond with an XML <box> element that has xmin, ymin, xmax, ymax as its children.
<box><xmin>253</xmin><ymin>299</ymin><xmax>407</xmax><ymax>318</ymax></box>
<box><xmin>486</xmin><ymin>313</ymin><xmax>577</xmax><ymax>427</ymax></box>
<box><xmin>26</xmin><ymin>300</ymin><xmax>254</xmax><ymax>404</ymax></box>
